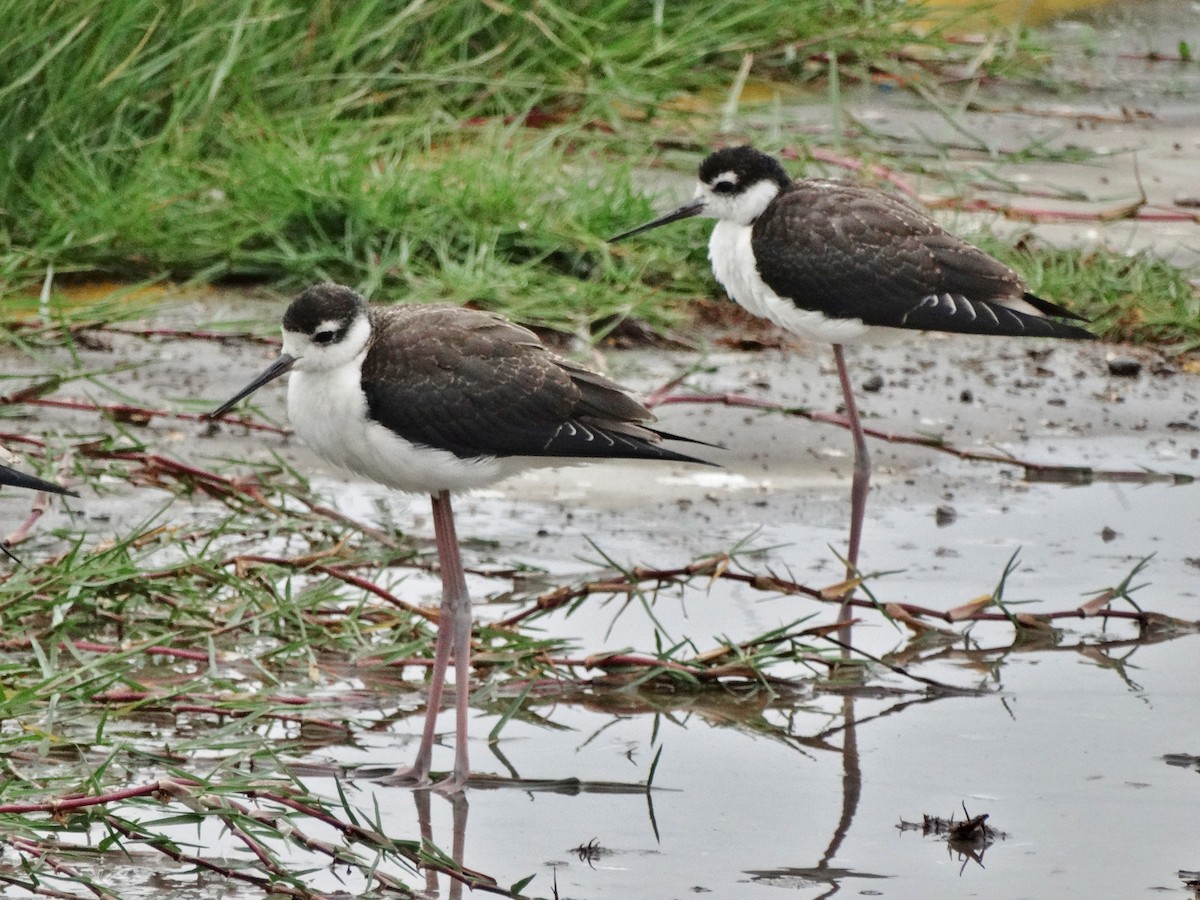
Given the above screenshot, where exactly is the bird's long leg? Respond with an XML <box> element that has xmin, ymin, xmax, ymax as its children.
<box><xmin>832</xmin><ymin>344</ymin><xmax>869</xmax><ymax>611</ymax></box>
<box><xmin>431</xmin><ymin>489</ymin><xmax>472</xmax><ymax>793</ymax></box>
<box><xmin>385</xmin><ymin>490</ymin><xmax>468</xmax><ymax>788</ymax></box>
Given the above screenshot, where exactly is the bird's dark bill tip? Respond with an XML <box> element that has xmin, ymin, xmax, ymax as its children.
<box><xmin>206</xmin><ymin>354</ymin><xmax>296</xmax><ymax>420</ymax></box>
<box><xmin>0</xmin><ymin>465</ymin><xmax>78</xmax><ymax>497</ymax></box>
<box><xmin>608</xmin><ymin>198</ymin><xmax>705</xmax><ymax>243</ymax></box>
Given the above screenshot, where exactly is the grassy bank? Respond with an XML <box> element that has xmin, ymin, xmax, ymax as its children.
<box><xmin>0</xmin><ymin>1</ymin><xmax>916</xmax><ymax>311</ymax></box>
<box><xmin>0</xmin><ymin>1</ymin><xmax>1195</xmax><ymax>341</ymax></box>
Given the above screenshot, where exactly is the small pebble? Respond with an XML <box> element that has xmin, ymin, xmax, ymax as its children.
<box><xmin>959</xmin><ymin>389</ymin><xmax>973</xmax><ymax>403</ymax></box>
<box><xmin>1100</xmin><ymin>526</ymin><xmax>1118</xmax><ymax>543</ymax></box>
<box><xmin>1107</xmin><ymin>356</ymin><xmax>1142</xmax><ymax>377</ymax></box>
<box><xmin>862</xmin><ymin>373</ymin><xmax>884</xmax><ymax>392</ymax></box>
<box><xmin>935</xmin><ymin>505</ymin><xmax>957</xmax><ymax>527</ymax></box>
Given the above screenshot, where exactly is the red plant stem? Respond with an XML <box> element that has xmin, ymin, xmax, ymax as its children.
<box><xmin>92</xmin><ymin>689</ymin><xmax>312</xmax><ymax>705</ymax></box>
<box><xmin>495</xmin><ymin>555</ymin><xmax>1190</xmax><ymax>633</ymax></box>
<box><xmin>84</xmin><ymin>689</ymin><xmax>350</xmax><ymax>731</ymax></box>
<box><xmin>0</xmin><ymin>779</ymin><xmax>193</xmax><ymax>815</ymax></box>
<box><xmin>87</xmin><ymin>325</ymin><xmax>282</xmax><ymax>345</ymax></box>
<box><xmin>0</xmin><ymin>638</ymin><xmax>212</xmax><ymax>663</ymax></box>
<box><xmin>1</xmin><ymin>836</ymin><xmax>108</xmax><ymax>900</ymax></box>
<box><xmin>67</xmin><ymin>639</ymin><xmax>212</xmax><ymax>661</ymax></box>
<box><xmin>232</xmin><ymin>554</ymin><xmax>437</xmax><ymax>621</ymax></box>
<box><xmin>645</xmin><ymin>390</ymin><xmax>1195</xmax><ymax>482</ymax></box>
<box><xmin>1</xmin><ymin>396</ymin><xmax>290</xmax><ymax>435</ymax></box>
<box><xmin>932</xmin><ymin>195</ymin><xmax>1196</xmax><ymax>224</ymax></box>
<box><xmin>3</xmin><ymin>501</ymin><xmax>47</xmax><ymax>548</ymax></box>
<box><xmin>803</xmin><ymin>146</ymin><xmax>920</xmax><ymax>197</ymax></box>
<box><xmin>103</xmin><ymin>815</ymin><xmax>293</xmax><ymax>897</ymax></box>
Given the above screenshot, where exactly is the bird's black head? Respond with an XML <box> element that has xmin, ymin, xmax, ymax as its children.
<box><xmin>698</xmin><ymin>145</ymin><xmax>791</xmax><ymax>197</ymax></box>
<box><xmin>207</xmin><ymin>283</ymin><xmax>372</xmax><ymax>420</ymax></box>
<box><xmin>282</xmin><ymin>283</ymin><xmax>368</xmax><ymax>346</ymax></box>
<box><xmin>608</xmin><ymin>145</ymin><xmax>792</xmax><ymax>242</ymax></box>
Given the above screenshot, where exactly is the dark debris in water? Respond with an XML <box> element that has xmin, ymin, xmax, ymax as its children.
<box><xmin>1163</xmin><ymin>753</ymin><xmax>1200</xmax><ymax>773</ymax></box>
<box><xmin>746</xmin><ymin>865</ymin><xmax>886</xmax><ymax>890</ymax></box>
<box><xmin>898</xmin><ymin>805</ymin><xmax>1007</xmax><ymax>869</ymax></box>
<box><xmin>935</xmin><ymin>504</ymin><xmax>957</xmax><ymax>527</ymax></box>
<box><xmin>1179</xmin><ymin>870</ymin><xmax>1200</xmax><ymax>898</ymax></box>
<box><xmin>1107</xmin><ymin>355</ymin><xmax>1143</xmax><ymax>377</ymax></box>
<box><xmin>898</xmin><ymin>809</ymin><xmax>1005</xmax><ymax>843</ymax></box>
<box><xmin>573</xmin><ymin>837</ymin><xmax>608</xmax><ymax>867</ymax></box>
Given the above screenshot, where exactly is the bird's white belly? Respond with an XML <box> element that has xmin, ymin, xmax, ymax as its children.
<box><xmin>708</xmin><ymin>221</ymin><xmax>873</xmax><ymax>344</ymax></box>
<box><xmin>286</xmin><ymin>364</ymin><xmax>506</xmax><ymax>494</ymax></box>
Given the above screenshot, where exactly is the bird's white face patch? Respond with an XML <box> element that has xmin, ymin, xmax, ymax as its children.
<box><xmin>313</xmin><ymin>318</ymin><xmax>343</xmax><ymax>341</ymax></box>
<box><xmin>707</xmin><ymin>169</ymin><xmax>739</xmax><ymax>193</ymax></box>
<box><xmin>283</xmin><ymin>313</ymin><xmax>371</xmax><ymax>373</ymax></box>
<box><xmin>695</xmin><ymin>177</ymin><xmax>781</xmax><ymax>226</ymax></box>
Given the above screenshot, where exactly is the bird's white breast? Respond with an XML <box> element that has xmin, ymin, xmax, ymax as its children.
<box><xmin>286</xmin><ymin>358</ymin><xmax>507</xmax><ymax>495</ymax></box>
<box><xmin>708</xmin><ymin>220</ymin><xmax>874</xmax><ymax>344</ymax></box>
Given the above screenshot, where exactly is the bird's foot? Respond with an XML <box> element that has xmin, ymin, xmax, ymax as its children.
<box><xmin>376</xmin><ymin>764</ymin><xmax>433</xmax><ymax>788</ymax></box>
<box><xmin>432</xmin><ymin>770</ymin><xmax>468</xmax><ymax>795</ymax></box>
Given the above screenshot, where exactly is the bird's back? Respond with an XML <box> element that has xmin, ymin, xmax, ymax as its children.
<box><xmin>360</xmin><ymin>305</ymin><xmax>705</xmax><ymax>465</ymax></box>
<box><xmin>749</xmin><ymin>180</ymin><xmax>1092</xmax><ymax>340</ymax></box>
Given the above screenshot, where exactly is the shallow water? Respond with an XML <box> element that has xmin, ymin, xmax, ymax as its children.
<box><xmin>240</xmin><ymin>330</ymin><xmax>1197</xmax><ymax>900</ymax></box>
<box><xmin>6</xmin><ymin>314</ymin><xmax>1196</xmax><ymax>898</ymax></box>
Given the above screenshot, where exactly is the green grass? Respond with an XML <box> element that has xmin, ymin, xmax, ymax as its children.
<box><xmin>998</xmin><ymin>244</ymin><xmax>1200</xmax><ymax>347</ymax></box>
<box><xmin>3</xmin><ymin>1</ymin><xmax>1192</xmax><ymax>344</ymax></box>
<box><xmin>0</xmin><ymin>0</ymin><xmax>1015</xmax><ymax>330</ymax></box>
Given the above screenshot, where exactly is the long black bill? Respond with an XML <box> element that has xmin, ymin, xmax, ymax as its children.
<box><xmin>207</xmin><ymin>354</ymin><xmax>297</xmax><ymax>419</ymax></box>
<box><xmin>608</xmin><ymin>197</ymin><xmax>706</xmax><ymax>243</ymax></box>
<box><xmin>0</xmin><ymin>463</ymin><xmax>78</xmax><ymax>497</ymax></box>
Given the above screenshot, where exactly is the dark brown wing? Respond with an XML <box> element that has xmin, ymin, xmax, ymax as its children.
<box><xmin>752</xmin><ymin>181</ymin><xmax>1092</xmax><ymax>338</ymax></box>
<box><xmin>360</xmin><ymin>305</ymin><xmax>708</xmax><ymax>463</ymax></box>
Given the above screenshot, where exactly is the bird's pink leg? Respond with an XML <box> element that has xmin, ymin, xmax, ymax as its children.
<box><xmin>384</xmin><ymin>490</ymin><xmax>471</xmax><ymax>789</ymax></box>
<box><xmin>431</xmin><ymin>490</ymin><xmax>472</xmax><ymax>793</ymax></box>
<box><xmin>832</xmin><ymin>344</ymin><xmax>869</xmax><ymax>613</ymax></box>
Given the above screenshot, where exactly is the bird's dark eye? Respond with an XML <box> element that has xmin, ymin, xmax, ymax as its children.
<box><xmin>313</xmin><ymin>331</ymin><xmax>335</xmax><ymax>345</ymax></box>
<box><xmin>711</xmin><ymin>180</ymin><xmax>737</xmax><ymax>194</ymax></box>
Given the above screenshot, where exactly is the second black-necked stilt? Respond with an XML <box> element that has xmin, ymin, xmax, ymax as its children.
<box><xmin>208</xmin><ymin>283</ymin><xmax>710</xmax><ymax>792</ymax></box>
<box><xmin>611</xmin><ymin>145</ymin><xmax>1093</xmax><ymax>585</ymax></box>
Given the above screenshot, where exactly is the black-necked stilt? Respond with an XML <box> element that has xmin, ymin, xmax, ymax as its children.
<box><xmin>208</xmin><ymin>283</ymin><xmax>710</xmax><ymax>792</ymax></box>
<box><xmin>0</xmin><ymin>462</ymin><xmax>77</xmax><ymax>563</ymax></box>
<box><xmin>611</xmin><ymin>144</ymin><xmax>1093</xmax><ymax>585</ymax></box>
